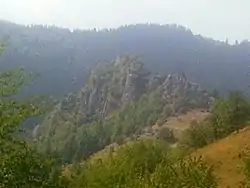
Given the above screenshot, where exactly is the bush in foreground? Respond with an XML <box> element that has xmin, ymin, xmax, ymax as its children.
<box><xmin>70</xmin><ymin>140</ymin><xmax>217</xmax><ymax>188</ymax></box>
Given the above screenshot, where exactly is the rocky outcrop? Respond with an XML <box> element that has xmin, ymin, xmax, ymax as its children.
<box><xmin>35</xmin><ymin>55</ymin><xmax>213</xmax><ymax>140</ymax></box>
<box><xmin>34</xmin><ymin>56</ymin><xmax>215</xmax><ymax>162</ymax></box>
<box><xmin>157</xmin><ymin>73</ymin><xmax>212</xmax><ymax>114</ymax></box>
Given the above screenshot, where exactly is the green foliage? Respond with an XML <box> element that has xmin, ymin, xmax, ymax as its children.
<box><xmin>0</xmin><ymin>143</ymin><xmax>68</xmax><ymax>188</ymax></box>
<box><xmin>181</xmin><ymin>92</ymin><xmax>250</xmax><ymax>149</ymax></box>
<box><xmin>110</xmin><ymin>92</ymin><xmax>165</xmax><ymax>141</ymax></box>
<box><xmin>149</xmin><ymin>157</ymin><xmax>217</xmax><ymax>188</ymax></box>
<box><xmin>0</xmin><ymin>69</ymin><xmax>68</xmax><ymax>188</ymax></box>
<box><xmin>41</xmin><ymin>92</ymin><xmax>166</xmax><ymax>163</ymax></box>
<box><xmin>0</xmin><ymin>69</ymin><xmax>39</xmax><ymax>139</ymax></box>
<box><xmin>180</xmin><ymin>120</ymin><xmax>214</xmax><ymax>148</ymax></box>
<box><xmin>211</xmin><ymin>92</ymin><xmax>250</xmax><ymax>136</ymax></box>
<box><xmin>70</xmin><ymin>140</ymin><xmax>217</xmax><ymax>188</ymax></box>
<box><xmin>156</xmin><ymin>127</ymin><xmax>176</xmax><ymax>143</ymax></box>
<box><xmin>0</xmin><ymin>68</ymin><xmax>31</xmax><ymax>96</ymax></box>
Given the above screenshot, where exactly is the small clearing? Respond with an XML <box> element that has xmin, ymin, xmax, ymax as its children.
<box><xmin>153</xmin><ymin>109</ymin><xmax>210</xmax><ymax>139</ymax></box>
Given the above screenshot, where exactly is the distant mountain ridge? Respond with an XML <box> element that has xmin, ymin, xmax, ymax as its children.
<box><xmin>0</xmin><ymin>20</ymin><xmax>250</xmax><ymax>98</ymax></box>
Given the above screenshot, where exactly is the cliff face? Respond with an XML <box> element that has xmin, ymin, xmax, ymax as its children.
<box><xmin>40</xmin><ymin>56</ymin><xmax>211</xmax><ymax>129</ymax></box>
<box><xmin>158</xmin><ymin>73</ymin><xmax>212</xmax><ymax>114</ymax></box>
<box><xmin>60</xmin><ymin>56</ymin><xmax>149</xmax><ymax>122</ymax></box>
<box><xmin>35</xmin><ymin>56</ymin><xmax>213</xmax><ymax>162</ymax></box>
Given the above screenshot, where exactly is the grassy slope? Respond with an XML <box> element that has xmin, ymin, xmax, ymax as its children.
<box><xmin>193</xmin><ymin>126</ymin><xmax>250</xmax><ymax>188</ymax></box>
<box><xmin>153</xmin><ymin>109</ymin><xmax>209</xmax><ymax>139</ymax></box>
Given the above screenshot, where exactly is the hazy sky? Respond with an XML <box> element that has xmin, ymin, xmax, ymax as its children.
<box><xmin>0</xmin><ymin>0</ymin><xmax>249</xmax><ymax>42</ymax></box>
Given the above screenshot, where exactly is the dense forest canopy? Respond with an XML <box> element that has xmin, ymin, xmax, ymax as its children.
<box><xmin>1</xmin><ymin>20</ymin><xmax>250</xmax><ymax>98</ymax></box>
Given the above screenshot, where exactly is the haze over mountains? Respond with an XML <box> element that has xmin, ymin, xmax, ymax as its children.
<box><xmin>1</xmin><ymin>20</ymin><xmax>250</xmax><ymax>98</ymax></box>
<box><xmin>2</xmin><ymin>16</ymin><xmax>250</xmax><ymax>187</ymax></box>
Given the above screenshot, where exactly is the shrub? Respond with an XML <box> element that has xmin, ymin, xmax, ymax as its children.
<box><xmin>180</xmin><ymin>120</ymin><xmax>215</xmax><ymax>148</ymax></box>
<box><xmin>181</xmin><ymin>92</ymin><xmax>250</xmax><ymax>149</ymax></box>
<box><xmin>156</xmin><ymin>127</ymin><xmax>176</xmax><ymax>143</ymax></box>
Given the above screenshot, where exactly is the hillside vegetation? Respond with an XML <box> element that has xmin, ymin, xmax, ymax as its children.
<box><xmin>34</xmin><ymin>56</ymin><xmax>213</xmax><ymax>163</ymax></box>
<box><xmin>65</xmin><ymin>90</ymin><xmax>250</xmax><ymax>188</ymax></box>
<box><xmin>69</xmin><ymin>139</ymin><xmax>217</xmax><ymax>188</ymax></box>
<box><xmin>193</xmin><ymin>126</ymin><xmax>250</xmax><ymax>188</ymax></box>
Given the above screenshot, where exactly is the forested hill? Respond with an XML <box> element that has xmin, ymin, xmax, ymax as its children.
<box><xmin>1</xmin><ymin>20</ymin><xmax>250</xmax><ymax>97</ymax></box>
<box><xmin>35</xmin><ymin>56</ymin><xmax>213</xmax><ymax>162</ymax></box>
